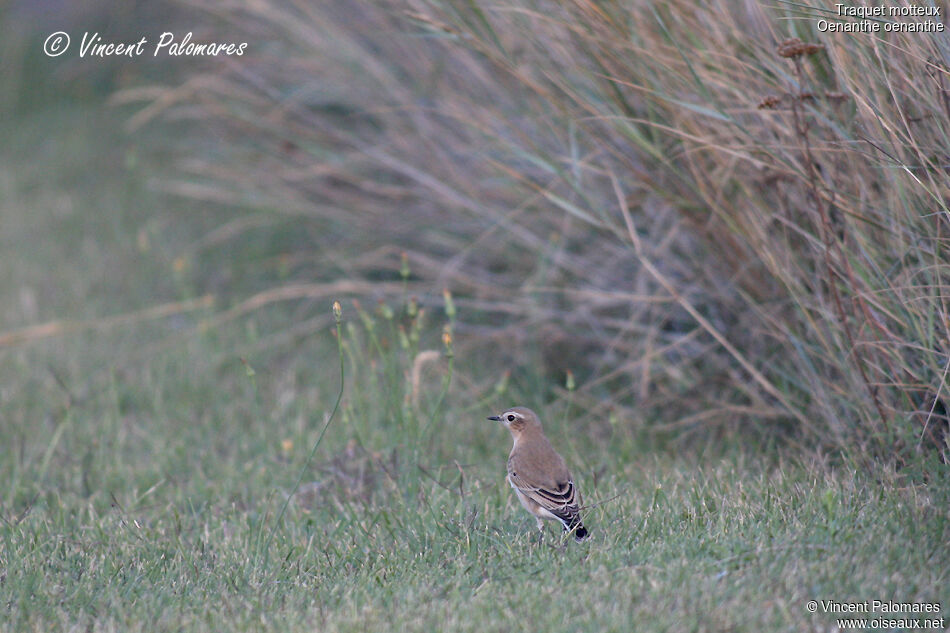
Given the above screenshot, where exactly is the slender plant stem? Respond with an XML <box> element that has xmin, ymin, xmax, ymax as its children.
<box><xmin>259</xmin><ymin>302</ymin><xmax>345</xmax><ymax>573</ymax></box>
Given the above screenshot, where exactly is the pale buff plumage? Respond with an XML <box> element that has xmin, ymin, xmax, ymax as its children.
<box><xmin>488</xmin><ymin>406</ymin><xmax>589</xmax><ymax>542</ymax></box>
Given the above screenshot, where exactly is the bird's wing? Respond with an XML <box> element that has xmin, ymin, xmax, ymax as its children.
<box><xmin>507</xmin><ymin>457</ymin><xmax>580</xmax><ymax>516</ymax></box>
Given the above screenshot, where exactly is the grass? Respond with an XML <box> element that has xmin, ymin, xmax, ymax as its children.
<box><xmin>1</xmin><ymin>4</ymin><xmax>949</xmax><ymax>632</ymax></box>
<box><xmin>132</xmin><ymin>0</ymin><xmax>950</xmax><ymax>463</ymax></box>
<box><xmin>3</xmin><ymin>388</ymin><xmax>948</xmax><ymax>632</ymax></box>
<box><xmin>0</xmin><ymin>106</ymin><xmax>946</xmax><ymax>625</ymax></box>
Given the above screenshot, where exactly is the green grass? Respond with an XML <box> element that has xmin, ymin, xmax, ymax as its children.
<box><xmin>1</xmin><ymin>11</ymin><xmax>948</xmax><ymax>633</ymax></box>
<box><xmin>3</xmin><ymin>408</ymin><xmax>948</xmax><ymax>632</ymax></box>
<box><xmin>0</xmin><ymin>110</ymin><xmax>947</xmax><ymax>630</ymax></box>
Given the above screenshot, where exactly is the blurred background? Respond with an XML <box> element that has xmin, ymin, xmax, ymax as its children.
<box><xmin>2</xmin><ymin>0</ymin><xmax>948</xmax><ymax>482</ymax></box>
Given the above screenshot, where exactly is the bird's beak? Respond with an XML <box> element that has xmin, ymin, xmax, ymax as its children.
<box><xmin>487</xmin><ymin>415</ymin><xmax>501</xmax><ymax>421</ymax></box>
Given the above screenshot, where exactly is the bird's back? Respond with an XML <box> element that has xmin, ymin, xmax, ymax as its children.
<box><xmin>508</xmin><ymin>435</ymin><xmax>571</xmax><ymax>491</ymax></box>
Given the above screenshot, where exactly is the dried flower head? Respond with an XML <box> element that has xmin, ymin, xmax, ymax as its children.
<box><xmin>777</xmin><ymin>38</ymin><xmax>824</xmax><ymax>58</ymax></box>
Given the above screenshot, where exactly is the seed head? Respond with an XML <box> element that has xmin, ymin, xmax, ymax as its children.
<box><xmin>777</xmin><ymin>38</ymin><xmax>824</xmax><ymax>58</ymax></box>
<box><xmin>442</xmin><ymin>326</ymin><xmax>454</xmax><ymax>358</ymax></box>
<box><xmin>443</xmin><ymin>288</ymin><xmax>456</xmax><ymax>319</ymax></box>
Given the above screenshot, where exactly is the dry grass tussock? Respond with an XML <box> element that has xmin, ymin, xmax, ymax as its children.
<box><xmin>133</xmin><ymin>0</ymin><xmax>950</xmax><ymax>464</ymax></box>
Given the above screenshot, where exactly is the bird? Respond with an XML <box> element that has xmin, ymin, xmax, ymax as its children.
<box><xmin>488</xmin><ymin>406</ymin><xmax>589</xmax><ymax>543</ymax></box>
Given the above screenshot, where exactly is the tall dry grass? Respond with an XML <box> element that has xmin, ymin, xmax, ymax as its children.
<box><xmin>133</xmin><ymin>0</ymin><xmax>950</xmax><ymax>464</ymax></box>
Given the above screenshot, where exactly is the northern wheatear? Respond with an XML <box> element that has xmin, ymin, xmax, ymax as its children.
<box><xmin>488</xmin><ymin>406</ymin><xmax>589</xmax><ymax>542</ymax></box>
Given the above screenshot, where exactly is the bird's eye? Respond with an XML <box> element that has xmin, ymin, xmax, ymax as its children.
<box><xmin>507</xmin><ymin>414</ymin><xmax>515</xmax><ymax>422</ymax></box>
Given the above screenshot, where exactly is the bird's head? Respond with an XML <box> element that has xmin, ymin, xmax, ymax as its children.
<box><xmin>488</xmin><ymin>406</ymin><xmax>542</xmax><ymax>437</ymax></box>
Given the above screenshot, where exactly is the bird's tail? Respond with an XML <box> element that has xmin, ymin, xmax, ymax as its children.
<box><xmin>564</xmin><ymin>514</ymin><xmax>589</xmax><ymax>541</ymax></box>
